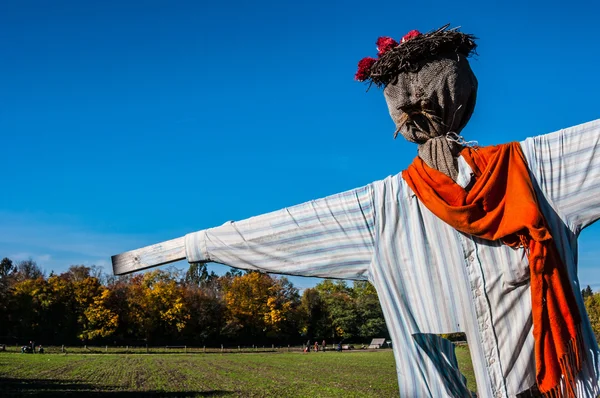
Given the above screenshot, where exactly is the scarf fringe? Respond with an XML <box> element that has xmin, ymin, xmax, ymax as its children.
<box><xmin>540</xmin><ymin>324</ymin><xmax>585</xmax><ymax>398</ymax></box>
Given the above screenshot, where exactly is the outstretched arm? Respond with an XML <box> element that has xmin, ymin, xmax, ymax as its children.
<box><xmin>185</xmin><ymin>185</ymin><xmax>376</xmax><ymax>280</ymax></box>
<box><xmin>521</xmin><ymin>119</ymin><xmax>600</xmax><ymax>233</ymax></box>
<box><xmin>113</xmin><ymin>184</ymin><xmax>376</xmax><ymax>279</ymax></box>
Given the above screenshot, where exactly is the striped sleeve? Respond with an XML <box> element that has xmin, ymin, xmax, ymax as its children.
<box><xmin>521</xmin><ymin>119</ymin><xmax>600</xmax><ymax>233</ymax></box>
<box><xmin>184</xmin><ymin>184</ymin><xmax>376</xmax><ymax>280</ymax></box>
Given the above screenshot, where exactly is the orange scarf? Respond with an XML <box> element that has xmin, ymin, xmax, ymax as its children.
<box><xmin>402</xmin><ymin>142</ymin><xmax>583</xmax><ymax>397</ymax></box>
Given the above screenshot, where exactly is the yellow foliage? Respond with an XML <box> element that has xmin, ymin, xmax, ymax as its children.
<box><xmin>224</xmin><ymin>272</ymin><xmax>296</xmax><ymax>334</ymax></box>
<box><xmin>584</xmin><ymin>293</ymin><xmax>600</xmax><ymax>343</ymax></box>
<box><xmin>126</xmin><ymin>270</ymin><xmax>190</xmax><ymax>335</ymax></box>
<box><xmin>80</xmin><ymin>287</ymin><xmax>119</xmax><ymax>341</ymax></box>
<box><xmin>73</xmin><ymin>277</ymin><xmax>102</xmax><ymax>308</ymax></box>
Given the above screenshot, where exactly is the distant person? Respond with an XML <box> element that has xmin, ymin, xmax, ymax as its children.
<box><xmin>38</xmin><ymin>345</ymin><xmax>44</xmax><ymax>354</ymax></box>
<box><xmin>314</xmin><ymin>341</ymin><xmax>318</xmax><ymax>352</ymax></box>
<box><xmin>322</xmin><ymin>340</ymin><xmax>326</xmax><ymax>352</ymax></box>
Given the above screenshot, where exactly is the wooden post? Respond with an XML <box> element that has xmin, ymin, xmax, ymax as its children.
<box><xmin>112</xmin><ymin>237</ymin><xmax>186</xmax><ymax>275</ymax></box>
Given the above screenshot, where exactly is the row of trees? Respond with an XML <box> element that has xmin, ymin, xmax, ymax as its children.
<box><xmin>0</xmin><ymin>258</ymin><xmax>389</xmax><ymax>346</ymax></box>
<box><xmin>1</xmin><ymin>257</ymin><xmax>598</xmax><ymax>347</ymax></box>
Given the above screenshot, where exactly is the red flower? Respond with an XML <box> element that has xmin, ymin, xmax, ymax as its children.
<box><xmin>376</xmin><ymin>36</ymin><xmax>398</xmax><ymax>57</ymax></box>
<box><xmin>355</xmin><ymin>57</ymin><xmax>376</xmax><ymax>81</ymax></box>
<box><xmin>401</xmin><ymin>30</ymin><xmax>421</xmax><ymax>44</ymax></box>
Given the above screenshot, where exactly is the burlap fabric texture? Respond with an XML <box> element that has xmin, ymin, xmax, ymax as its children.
<box><xmin>384</xmin><ymin>54</ymin><xmax>478</xmax><ymax>180</ymax></box>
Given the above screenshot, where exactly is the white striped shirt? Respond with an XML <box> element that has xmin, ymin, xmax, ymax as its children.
<box><xmin>185</xmin><ymin>120</ymin><xmax>600</xmax><ymax>397</ymax></box>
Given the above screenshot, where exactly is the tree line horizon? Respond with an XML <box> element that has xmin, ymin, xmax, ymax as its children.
<box><xmin>1</xmin><ymin>257</ymin><xmax>598</xmax><ymax>348</ymax></box>
<box><xmin>0</xmin><ymin>257</ymin><xmax>392</xmax><ymax>347</ymax></box>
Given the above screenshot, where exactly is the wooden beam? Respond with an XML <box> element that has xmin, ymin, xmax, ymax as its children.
<box><xmin>111</xmin><ymin>237</ymin><xmax>186</xmax><ymax>275</ymax></box>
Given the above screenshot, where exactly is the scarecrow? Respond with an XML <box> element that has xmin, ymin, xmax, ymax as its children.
<box><xmin>112</xmin><ymin>25</ymin><xmax>600</xmax><ymax>397</ymax></box>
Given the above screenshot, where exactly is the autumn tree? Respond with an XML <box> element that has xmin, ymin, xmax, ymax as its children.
<box><xmin>13</xmin><ymin>259</ymin><xmax>43</xmax><ymax>282</ymax></box>
<box><xmin>10</xmin><ymin>277</ymin><xmax>47</xmax><ymax>340</ymax></box>
<box><xmin>102</xmin><ymin>275</ymin><xmax>138</xmax><ymax>343</ymax></box>
<box><xmin>222</xmin><ymin>272</ymin><xmax>300</xmax><ymax>343</ymax></box>
<box><xmin>10</xmin><ymin>275</ymin><xmax>81</xmax><ymax>344</ymax></box>
<box><xmin>584</xmin><ymin>291</ymin><xmax>600</xmax><ymax>343</ymax></box>
<box><xmin>80</xmin><ymin>286</ymin><xmax>119</xmax><ymax>341</ymax></box>
<box><xmin>126</xmin><ymin>270</ymin><xmax>190</xmax><ymax>344</ymax></box>
<box><xmin>63</xmin><ymin>264</ymin><xmax>104</xmax><ymax>283</ymax></box>
<box><xmin>180</xmin><ymin>283</ymin><xmax>226</xmax><ymax>345</ymax></box>
<box><xmin>46</xmin><ymin>274</ymin><xmax>79</xmax><ymax>343</ymax></box>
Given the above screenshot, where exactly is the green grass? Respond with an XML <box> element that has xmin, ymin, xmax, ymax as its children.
<box><xmin>0</xmin><ymin>347</ymin><xmax>476</xmax><ymax>397</ymax></box>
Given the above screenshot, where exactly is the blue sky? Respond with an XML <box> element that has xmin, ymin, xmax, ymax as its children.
<box><xmin>1</xmin><ymin>0</ymin><xmax>599</xmax><ymax>290</ymax></box>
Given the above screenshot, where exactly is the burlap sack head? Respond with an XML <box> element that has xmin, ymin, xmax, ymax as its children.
<box><xmin>355</xmin><ymin>25</ymin><xmax>478</xmax><ymax>180</ymax></box>
<box><xmin>384</xmin><ymin>55</ymin><xmax>478</xmax><ymax>179</ymax></box>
